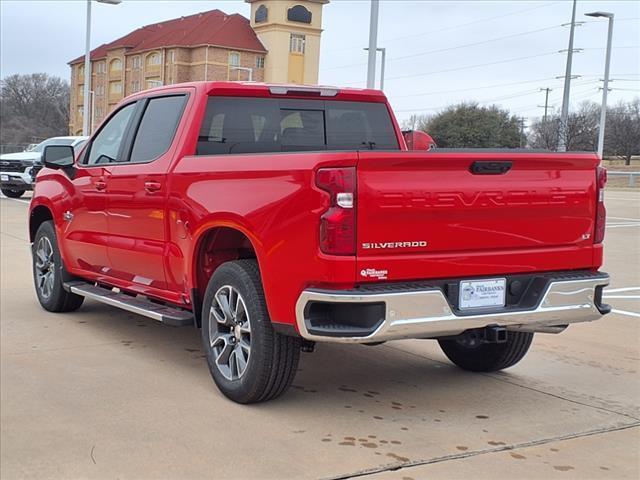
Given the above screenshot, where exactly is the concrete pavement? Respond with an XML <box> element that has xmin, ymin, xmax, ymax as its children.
<box><xmin>1</xmin><ymin>190</ymin><xmax>638</xmax><ymax>479</ymax></box>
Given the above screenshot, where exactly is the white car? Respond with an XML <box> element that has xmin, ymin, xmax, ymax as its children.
<box><xmin>0</xmin><ymin>136</ymin><xmax>87</xmax><ymax>198</ymax></box>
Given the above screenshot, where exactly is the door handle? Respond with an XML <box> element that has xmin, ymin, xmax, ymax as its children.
<box><xmin>470</xmin><ymin>161</ymin><xmax>513</xmax><ymax>175</ymax></box>
<box><xmin>94</xmin><ymin>180</ymin><xmax>107</xmax><ymax>191</ymax></box>
<box><xmin>144</xmin><ymin>181</ymin><xmax>162</xmax><ymax>193</ymax></box>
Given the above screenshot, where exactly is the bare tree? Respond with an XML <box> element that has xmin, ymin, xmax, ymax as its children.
<box><xmin>0</xmin><ymin>73</ymin><xmax>70</xmax><ymax>145</ymax></box>
<box><xmin>529</xmin><ymin>101</ymin><xmax>599</xmax><ymax>151</ymax></box>
<box><xmin>401</xmin><ymin>114</ymin><xmax>430</xmax><ymax>131</ymax></box>
<box><xmin>604</xmin><ymin>99</ymin><xmax>640</xmax><ymax>165</ymax></box>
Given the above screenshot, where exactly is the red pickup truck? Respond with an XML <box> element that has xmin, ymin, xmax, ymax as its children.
<box><xmin>30</xmin><ymin>82</ymin><xmax>610</xmax><ymax>403</ymax></box>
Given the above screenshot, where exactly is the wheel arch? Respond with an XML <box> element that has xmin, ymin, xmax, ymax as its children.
<box><xmin>29</xmin><ymin>204</ymin><xmax>54</xmax><ymax>243</ymax></box>
<box><xmin>190</xmin><ymin>223</ymin><xmax>266</xmax><ymax>328</ymax></box>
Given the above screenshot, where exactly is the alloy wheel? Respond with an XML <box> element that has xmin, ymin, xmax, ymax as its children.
<box><xmin>209</xmin><ymin>285</ymin><xmax>252</xmax><ymax>381</ymax></box>
<box><xmin>35</xmin><ymin>236</ymin><xmax>55</xmax><ymax>299</ymax></box>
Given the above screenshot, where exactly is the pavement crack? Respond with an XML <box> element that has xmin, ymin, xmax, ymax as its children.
<box><xmin>324</xmin><ymin>423</ymin><xmax>640</xmax><ymax>480</ymax></box>
<box><xmin>383</xmin><ymin>344</ymin><xmax>640</xmax><ymax>422</ymax></box>
<box><xmin>90</xmin><ymin>445</ymin><xmax>96</xmax><ymax>465</ymax></box>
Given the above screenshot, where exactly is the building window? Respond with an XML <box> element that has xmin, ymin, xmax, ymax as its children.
<box><xmin>255</xmin><ymin>5</ymin><xmax>268</xmax><ymax>23</ymax></box>
<box><xmin>96</xmin><ymin>107</ymin><xmax>103</xmax><ymax>118</ymax></box>
<box><xmin>229</xmin><ymin>52</ymin><xmax>240</xmax><ymax>67</ymax></box>
<box><xmin>95</xmin><ymin>62</ymin><xmax>106</xmax><ymax>74</ymax></box>
<box><xmin>287</xmin><ymin>5</ymin><xmax>312</xmax><ymax>24</ymax></box>
<box><xmin>132</xmin><ymin>81</ymin><xmax>141</xmax><ymax>93</ymax></box>
<box><xmin>78</xmin><ymin>65</ymin><xmax>85</xmax><ymax>80</ymax></box>
<box><xmin>109</xmin><ymin>58</ymin><xmax>122</xmax><ymax>73</ymax></box>
<box><xmin>132</xmin><ymin>56</ymin><xmax>141</xmax><ymax>69</ymax></box>
<box><xmin>79</xmin><ymin>85</ymin><xmax>85</xmax><ymax>97</ymax></box>
<box><xmin>256</xmin><ymin>56</ymin><xmax>265</xmax><ymax>69</ymax></box>
<box><xmin>290</xmin><ymin>34</ymin><xmax>306</xmax><ymax>54</ymax></box>
<box><xmin>109</xmin><ymin>81</ymin><xmax>123</xmax><ymax>94</ymax></box>
<box><xmin>96</xmin><ymin>85</ymin><xmax>105</xmax><ymax>96</ymax></box>
<box><xmin>146</xmin><ymin>52</ymin><xmax>161</xmax><ymax>66</ymax></box>
<box><xmin>77</xmin><ymin>107</ymin><xmax>83</xmax><ymax>119</ymax></box>
<box><xmin>170</xmin><ymin>51</ymin><xmax>176</xmax><ymax>64</ymax></box>
<box><xmin>146</xmin><ymin>79</ymin><xmax>162</xmax><ymax>89</ymax></box>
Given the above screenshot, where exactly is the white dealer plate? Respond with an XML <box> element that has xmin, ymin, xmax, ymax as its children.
<box><xmin>459</xmin><ymin>278</ymin><xmax>506</xmax><ymax>310</ymax></box>
<box><xmin>0</xmin><ymin>175</ymin><xmax>8</xmax><ymax>182</ymax></box>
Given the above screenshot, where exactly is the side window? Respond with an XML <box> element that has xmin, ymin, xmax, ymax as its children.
<box><xmin>129</xmin><ymin>95</ymin><xmax>187</xmax><ymax>163</ymax></box>
<box><xmin>326</xmin><ymin>102</ymin><xmax>399</xmax><ymax>150</ymax></box>
<box><xmin>86</xmin><ymin>102</ymin><xmax>136</xmax><ymax>165</ymax></box>
<box><xmin>197</xmin><ymin>97</ymin><xmax>280</xmax><ymax>155</ymax></box>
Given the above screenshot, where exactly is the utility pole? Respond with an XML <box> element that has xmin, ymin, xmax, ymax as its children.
<box><xmin>366</xmin><ymin>0</ymin><xmax>380</xmax><ymax>89</ymax></box>
<box><xmin>539</xmin><ymin>88</ymin><xmax>552</xmax><ymax>122</ymax></box>
<box><xmin>558</xmin><ymin>0</ymin><xmax>578</xmax><ymax>152</ymax></box>
<box><xmin>519</xmin><ymin>117</ymin><xmax>526</xmax><ymax>148</ymax></box>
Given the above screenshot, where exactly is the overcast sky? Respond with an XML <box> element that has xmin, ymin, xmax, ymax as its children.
<box><xmin>1</xmin><ymin>0</ymin><xmax>638</xmax><ymax>125</ymax></box>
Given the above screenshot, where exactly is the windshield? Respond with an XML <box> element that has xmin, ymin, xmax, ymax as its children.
<box><xmin>30</xmin><ymin>138</ymin><xmax>75</xmax><ymax>153</ymax></box>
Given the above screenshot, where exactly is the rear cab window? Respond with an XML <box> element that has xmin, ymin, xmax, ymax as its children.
<box><xmin>196</xmin><ymin>97</ymin><xmax>399</xmax><ymax>155</ymax></box>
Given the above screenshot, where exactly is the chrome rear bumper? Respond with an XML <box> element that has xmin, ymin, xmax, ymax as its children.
<box><xmin>295</xmin><ymin>273</ymin><xmax>610</xmax><ymax>343</ymax></box>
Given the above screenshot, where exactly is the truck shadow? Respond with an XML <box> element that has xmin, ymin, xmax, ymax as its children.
<box><xmin>75</xmin><ymin>299</ymin><xmax>526</xmax><ymax>411</ymax></box>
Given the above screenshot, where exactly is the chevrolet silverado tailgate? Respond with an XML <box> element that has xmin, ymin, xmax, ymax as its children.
<box><xmin>356</xmin><ymin>150</ymin><xmax>600</xmax><ymax>282</ymax></box>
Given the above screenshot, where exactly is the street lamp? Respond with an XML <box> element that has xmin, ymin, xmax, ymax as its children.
<box><xmin>83</xmin><ymin>0</ymin><xmax>122</xmax><ymax>136</ymax></box>
<box><xmin>230</xmin><ymin>66</ymin><xmax>254</xmax><ymax>82</ymax></box>
<box><xmin>585</xmin><ymin>11</ymin><xmax>615</xmax><ymax>159</ymax></box>
<box><xmin>366</xmin><ymin>0</ymin><xmax>380</xmax><ymax>89</ymax></box>
<box><xmin>363</xmin><ymin>47</ymin><xmax>386</xmax><ymax>90</ymax></box>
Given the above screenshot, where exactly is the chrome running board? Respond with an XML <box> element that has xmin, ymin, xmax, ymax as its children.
<box><xmin>64</xmin><ymin>281</ymin><xmax>193</xmax><ymax>327</ymax></box>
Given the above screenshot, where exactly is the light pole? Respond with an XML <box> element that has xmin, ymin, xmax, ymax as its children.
<box><xmin>557</xmin><ymin>0</ymin><xmax>578</xmax><ymax>152</ymax></box>
<box><xmin>363</xmin><ymin>47</ymin><xmax>386</xmax><ymax>90</ymax></box>
<box><xmin>585</xmin><ymin>11</ymin><xmax>614</xmax><ymax>159</ymax></box>
<box><xmin>83</xmin><ymin>0</ymin><xmax>122</xmax><ymax>136</ymax></box>
<box><xmin>230</xmin><ymin>66</ymin><xmax>254</xmax><ymax>82</ymax></box>
<box><xmin>366</xmin><ymin>0</ymin><xmax>379</xmax><ymax>89</ymax></box>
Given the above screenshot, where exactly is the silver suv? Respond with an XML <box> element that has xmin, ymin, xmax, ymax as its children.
<box><xmin>1</xmin><ymin>136</ymin><xmax>87</xmax><ymax>198</ymax></box>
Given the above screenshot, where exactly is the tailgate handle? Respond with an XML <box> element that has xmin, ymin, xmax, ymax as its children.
<box><xmin>470</xmin><ymin>161</ymin><xmax>512</xmax><ymax>175</ymax></box>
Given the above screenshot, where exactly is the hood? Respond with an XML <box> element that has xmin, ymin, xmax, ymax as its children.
<box><xmin>0</xmin><ymin>151</ymin><xmax>42</xmax><ymax>162</ymax></box>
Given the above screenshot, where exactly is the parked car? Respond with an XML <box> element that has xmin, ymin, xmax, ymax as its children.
<box><xmin>0</xmin><ymin>136</ymin><xmax>87</xmax><ymax>198</ymax></box>
<box><xmin>402</xmin><ymin>129</ymin><xmax>436</xmax><ymax>150</ymax></box>
<box><xmin>29</xmin><ymin>82</ymin><xmax>610</xmax><ymax>403</ymax></box>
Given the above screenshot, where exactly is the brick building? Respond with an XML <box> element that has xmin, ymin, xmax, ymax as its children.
<box><xmin>69</xmin><ymin>0</ymin><xmax>328</xmax><ymax>134</ymax></box>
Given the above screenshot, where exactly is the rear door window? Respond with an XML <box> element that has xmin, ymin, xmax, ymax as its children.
<box><xmin>196</xmin><ymin>97</ymin><xmax>398</xmax><ymax>155</ymax></box>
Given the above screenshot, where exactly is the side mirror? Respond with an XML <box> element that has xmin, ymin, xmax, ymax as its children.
<box><xmin>43</xmin><ymin>145</ymin><xmax>75</xmax><ymax>169</ymax></box>
<box><xmin>403</xmin><ymin>130</ymin><xmax>436</xmax><ymax>151</ymax></box>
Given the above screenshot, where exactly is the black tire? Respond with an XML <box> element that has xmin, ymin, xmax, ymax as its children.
<box><xmin>2</xmin><ymin>187</ymin><xmax>25</xmax><ymax>198</ymax></box>
<box><xmin>438</xmin><ymin>330</ymin><xmax>534</xmax><ymax>372</ymax></box>
<box><xmin>32</xmin><ymin>221</ymin><xmax>84</xmax><ymax>312</ymax></box>
<box><xmin>201</xmin><ymin>259</ymin><xmax>301</xmax><ymax>404</ymax></box>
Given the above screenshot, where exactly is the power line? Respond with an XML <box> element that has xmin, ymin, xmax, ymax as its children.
<box><xmin>378</xmin><ymin>1</ymin><xmax>563</xmax><ymax>46</ymax></box>
<box><xmin>322</xmin><ymin>1</ymin><xmax>562</xmax><ymax>55</ymax></box>
<box><xmin>361</xmin><ymin>51</ymin><xmax>560</xmax><ymax>84</ymax></box>
<box><xmin>393</xmin><ymin>81</ymin><xmax>604</xmax><ymax>115</ymax></box>
<box><xmin>391</xmin><ymin>76</ymin><xmax>561</xmax><ymax>99</ymax></box>
<box><xmin>389</xmin><ymin>74</ymin><xmax>634</xmax><ymax>102</ymax></box>
<box><xmin>393</xmin><ymin>88</ymin><xmax>543</xmax><ymax>113</ymax></box>
<box><xmin>323</xmin><ymin>24</ymin><xmax>564</xmax><ymax>71</ymax></box>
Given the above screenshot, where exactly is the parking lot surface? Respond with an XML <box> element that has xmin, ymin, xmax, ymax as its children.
<box><xmin>1</xmin><ymin>190</ymin><xmax>639</xmax><ymax>480</ymax></box>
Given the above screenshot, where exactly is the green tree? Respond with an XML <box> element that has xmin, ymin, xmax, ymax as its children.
<box><xmin>421</xmin><ymin>102</ymin><xmax>521</xmax><ymax>148</ymax></box>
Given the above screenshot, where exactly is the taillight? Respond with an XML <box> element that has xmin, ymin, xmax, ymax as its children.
<box><xmin>316</xmin><ymin>167</ymin><xmax>356</xmax><ymax>255</ymax></box>
<box><xmin>595</xmin><ymin>166</ymin><xmax>607</xmax><ymax>244</ymax></box>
